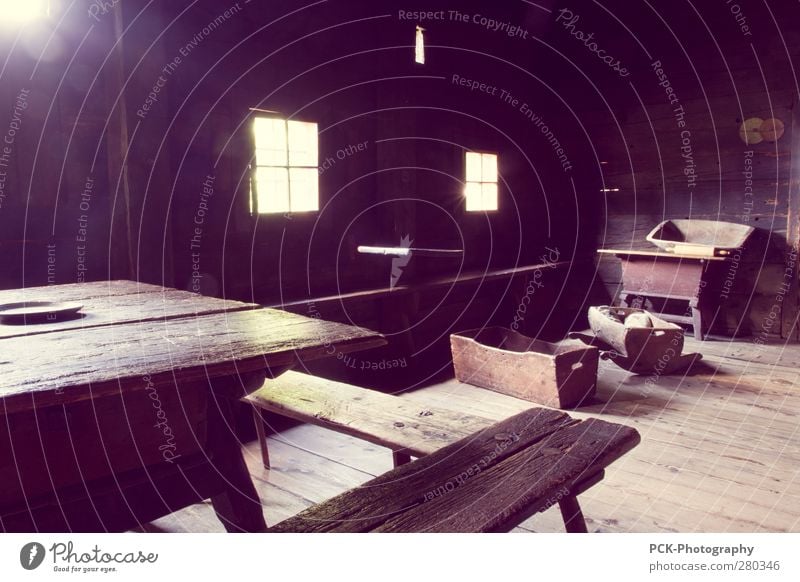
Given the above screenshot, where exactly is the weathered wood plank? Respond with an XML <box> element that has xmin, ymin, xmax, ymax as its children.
<box><xmin>268</xmin><ymin>408</ymin><xmax>577</xmax><ymax>533</ymax></box>
<box><xmin>247</xmin><ymin>371</ymin><xmax>495</xmax><ymax>458</ymax></box>
<box><xmin>451</xmin><ymin>328</ymin><xmax>598</xmax><ymax>408</ymax></box>
<box><xmin>0</xmin><ymin>308</ymin><xmax>385</xmax><ymax>414</ymax></box>
<box><xmin>0</xmin><ymin>287</ymin><xmax>258</xmax><ymax>339</ymax></box>
<box><xmin>373</xmin><ymin>419</ymin><xmax>639</xmax><ymax>532</ymax></box>
<box><xmin>277</xmin><ymin>263</ymin><xmax>569</xmax><ymax>309</ymax></box>
<box><xmin>258</xmin><ymin>423</ymin><xmax>395</xmax><ymax>477</ymax></box>
<box><xmin>0</xmin><ymin>280</ymin><xmax>164</xmax><ymax>302</ymax></box>
<box><xmin>684</xmin><ymin>335</ymin><xmax>800</xmax><ymax>369</ymax></box>
<box><xmin>246</xmin><ymin>437</ymin><xmax>376</xmax><ymax>509</ymax></box>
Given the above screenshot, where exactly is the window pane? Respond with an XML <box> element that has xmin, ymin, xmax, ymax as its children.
<box><xmin>255</xmin><ymin>167</ymin><xmax>289</xmax><ymax>213</ymax></box>
<box><xmin>481</xmin><ymin>183</ymin><xmax>498</xmax><ymax>211</ymax></box>
<box><xmin>464</xmin><ymin>182</ymin><xmax>482</xmax><ymax>212</ymax></box>
<box><xmin>288</xmin><ymin>120</ymin><xmax>318</xmax><ymax>167</ymax></box>
<box><xmin>254</xmin><ymin>118</ymin><xmax>287</xmax><ymax>166</ymax></box>
<box><xmin>289</xmin><ymin>168</ymin><xmax>319</xmax><ymax>212</ymax></box>
<box><xmin>465</xmin><ymin>152</ymin><xmax>482</xmax><ymax>182</ymax></box>
<box><xmin>481</xmin><ymin>153</ymin><xmax>498</xmax><ymax>183</ymax></box>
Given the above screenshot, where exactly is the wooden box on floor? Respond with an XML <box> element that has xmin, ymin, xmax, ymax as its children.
<box><xmin>450</xmin><ymin>327</ymin><xmax>598</xmax><ymax>409</ymax></box>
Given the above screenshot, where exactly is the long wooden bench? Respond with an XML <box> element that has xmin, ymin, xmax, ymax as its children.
<box><xmin>247</xmin><ymin>371</ymin><xmax>639</xmax><ymax>532</ymax></box>
<box><xmin>247</xmin><ymin>370</ymin><xmax>499</xmax><ymax>468</ymax></box>
<box><xmin>265</xmin><ymin>406</ymin><xmax>640</xmax><ymax>533</ymax></box>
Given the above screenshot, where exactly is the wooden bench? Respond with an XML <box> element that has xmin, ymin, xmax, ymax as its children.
<box><xmin>265</xmin><ymin>406</ymin><xmax>640</xmax><ymax>533</ymax></box>
<box><xmin>247</xmin><ymin>371</ymin><xmax>640</xmax><ymax>532</ymax></box>
<box><xmin>247</xmin><ymin>370</ymin><xmax>495</xmax><ymax>469</ymax></box>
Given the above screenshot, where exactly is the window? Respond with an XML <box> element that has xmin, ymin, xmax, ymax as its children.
<box><xmin>250</xmin><ymin>117</ymin><xmax>319</xmax><ymax>214</ymax></box>
<box><xmin>464</xmin><ymin>151</ymin><xmax>498</xmax><ymax>211</ymax></box>
<box><xmin>415</xmin><ymin>25</ymin><xmax>425</xmax><ymax>64</ymax></box>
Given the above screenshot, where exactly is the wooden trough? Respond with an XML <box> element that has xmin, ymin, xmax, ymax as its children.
<box><xmin>646</xmin><ymin>219</ymin><xmax>755</xmax><ymax>257</ymax></box>
<box><xmin>570</xmin><ymin>306</ymin><xmax>702</xmax><ymax>375</ymax></box>
<box><xmin>450</xmin><ymin>327</ymin><xmax>598</xmax><ymax>409</ymax></box>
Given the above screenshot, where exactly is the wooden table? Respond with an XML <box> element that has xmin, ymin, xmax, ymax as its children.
<box><xmin>597</xmin><ymin>249</ymin><xmax>729</xmax><ymax>340</ymax></box>
<box><xmin>0</xmin><ymin>281</ymin><xmax>385</xmax><ymax>532</ymax></box>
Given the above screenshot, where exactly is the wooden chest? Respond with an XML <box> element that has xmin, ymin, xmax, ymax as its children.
<box><xmin>450</xmin><ymin>327</ymin><xmax>598</xmax><ymax>408</ymax></box>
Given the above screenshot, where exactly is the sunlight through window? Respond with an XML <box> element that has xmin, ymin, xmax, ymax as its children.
<box><xmin>464</xmin><ymin>151</ymin><xmax>498</xmax><ymax>211</ymax></box>
<box><xmin>251</xmin><ymin>117</ymin><xmax>319</xmax><ymax>214</ymax></box>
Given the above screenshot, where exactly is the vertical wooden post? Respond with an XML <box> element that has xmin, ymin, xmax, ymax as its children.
<box><xmin>105</xmin><ymin>2</ymin><xmax>135</xmax><ymax>280</ymax></box>
<box><xmin>786</xmin><ymin>97</ymin><xmax>800</xmax><ymax>340</ymax></box>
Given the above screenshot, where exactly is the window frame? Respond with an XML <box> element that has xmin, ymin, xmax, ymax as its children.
<box><xmin>249</xmin><ymin>114</ymin><xmax>320</xmax><ymax>216</ymax></box>
<box><xmin>463</xmin><ymin>150</ymin><xmax>499</xmax><ymax>212</ymax></box>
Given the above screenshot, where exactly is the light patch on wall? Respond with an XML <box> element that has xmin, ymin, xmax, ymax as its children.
<box><xmin>0</xmin><ymin>0</ymin><xmax>49</xmax><ymax>24</ymax></box>
<box><xmin>415</xmin><ymin>26</ymin><xmax>425</xmax><ymax>64</ymax></box>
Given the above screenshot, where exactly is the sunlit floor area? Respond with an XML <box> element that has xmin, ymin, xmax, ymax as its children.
<box><xmin>139</xmin><ymin>336</ymin><xmax>800</xmax><ymax>533</ymax></box>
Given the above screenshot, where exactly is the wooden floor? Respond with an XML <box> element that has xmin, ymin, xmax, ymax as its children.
<box><xmin>138</xmin><ymin>335</ymin><xmax>800</xmax><ymax>533</ymax></box>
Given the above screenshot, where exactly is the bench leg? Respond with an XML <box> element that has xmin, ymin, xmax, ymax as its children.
<box><xmin>392</xmin><ymin>451</ymin><xmax>412</xmax><ymax>468</ymax></box>
<box><xmin>558</xmin><ymin>496</ymin><xmax>588</xmax><ymax>533</ymax></box>
<box><xmin>252</xmin><ymin>408</ymin><xmax>271</xmax><ymax>470</ymax></box>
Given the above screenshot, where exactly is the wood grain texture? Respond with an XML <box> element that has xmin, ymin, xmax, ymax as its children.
<box><xmin>0</xmin><ymin>280</ymin><xmax>165</xmax><ymax>303</ymax></box>
<box><xmin>597</xmin><ymin>249</ymin><xmax>727</xmax><ymax>261</ymax></box>
<box><xmin>0</xmin><ymin>308</ymin><xmax>385</xmax><ymax>414</ymax></box>
<box><xmin>268</xmin><ymin>409</ymin><xmax>638</xmax><ymax>532</ymax></box>
<box><xmin>0</xmin><ymin>287</ymin><xmax>258</xmax><ymax>339</ymax></box>
<box><xmin>374</xmin><ymin>419</ymin><xmax>639</xmax><ymax>532</ymax></box>
<box><xmin>450</xmin><ymin>328</ymin><xmax>598</xmax><ymax>408</ymax></box>
<box><xmin>247</xmin><ymin>371</ymin><xmax>494</xmax><ymax>457</ymax></box>
<box><xmin>268</xmin><ymin>407</ymin><xmax>572</xmax><ymax>532</ymax></box>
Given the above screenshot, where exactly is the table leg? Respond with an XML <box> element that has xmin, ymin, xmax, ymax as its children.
<box><xmin>207</xmin><ymin>371</ymin><xmax>267</xmax><ymax>533</ymax></box>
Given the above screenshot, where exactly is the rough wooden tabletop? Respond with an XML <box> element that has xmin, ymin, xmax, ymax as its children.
<box><xmin>0</xmin><ymin>281</ymin><xmax>259</xmax><ymax>339</ymax></box>
<box><xmin>0</xmin><ymin>281</ymin><xmax>385</xmax><ymax>414</ymax></box>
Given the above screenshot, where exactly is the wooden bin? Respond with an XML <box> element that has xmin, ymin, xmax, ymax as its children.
<box><xmin>450</xmin><ymin>327</ymin><xmax>598</xmax><ymax>409</ymax></box>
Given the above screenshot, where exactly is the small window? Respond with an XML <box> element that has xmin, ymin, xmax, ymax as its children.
<box><xmin>250</xmin><ymin>117</ymin><xmax>319</xmax><ymax>214</ymax></box>
<box><xmin>415</xmin><ymin>26</ymin><xmax>425</xmax><ymax>64</ymax></box>
<box><xmin>464</xmin><ymin>151</ymin><xmax>498</xmax><ymax>211</ymax></box>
